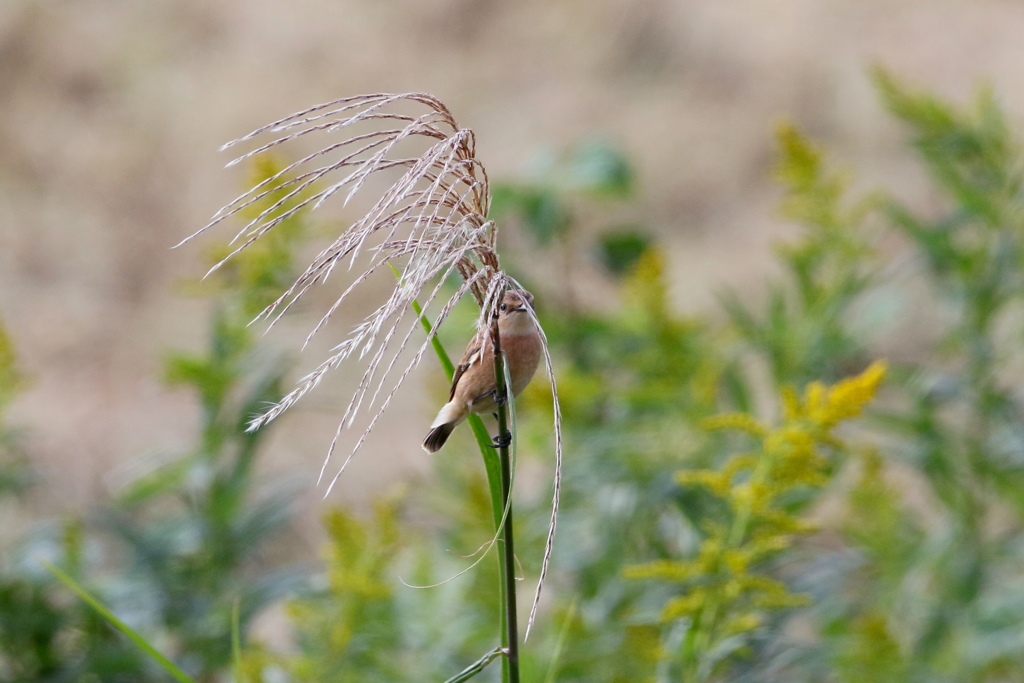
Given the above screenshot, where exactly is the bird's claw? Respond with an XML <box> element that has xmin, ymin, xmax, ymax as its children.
<box><xmin>489</xmin><ymin>430</ymin><xmax>512</xmax><ymax>449</ymax></box>
<box><xmin>487</xmin><ymin>389</ymin><xmax>507</xmax><ymax>412</ymax></box>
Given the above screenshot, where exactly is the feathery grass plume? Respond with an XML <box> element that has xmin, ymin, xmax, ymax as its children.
<box><xmin>182</xmin><ymin>92</ymin><xmax>563</xmax><ymax>640</ymax></box>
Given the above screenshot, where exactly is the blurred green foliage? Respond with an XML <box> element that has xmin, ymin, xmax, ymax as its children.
<box><xmin>0</xmin><ymin>317</ymin><xmax>24</xmax><ymax>417</ymax></box>
<box><xmin>628</xmin><ymin>362</ymin><xmax>886</xmax><ymax>680</ymax></box>
<box><xmin>0</xmin><ymin>317</ymin><xmax>30</xmax><ymax>497</ymax></box>
<box><xmin>6</xmin><ymin>69</ymin><xmax>1024</xmax><ymax>683</ymax></box>
<box><xmin>490</xmin><ymin>139</ymin><xmax>649</xmax><ymax>285</ymax></box>
<box><xmin>721</xmin><ymin>122</ymin><xmax>878</xmax><ymax>388</ymax></box>
<box><xmin>490</xmin><ymin>140</ymin><xmax>634</xmax><ymax>246</ymax></box>
<box><xmin>816</xmin><ymin>68</ymin><xmax>1024</xmax><ymax>683</ymax></box>
<box><xmin>0</xmin><ymin>157</ymin><xmax>311</xmax><ymax>683</ymax></box>
<box><xmin>97</xmin><ymin>157</ymin><xmax>310</xmax><ymax>678</ymax></box>
<box><xmin>242</xmin><ymin>494</ymin><xmax>506</xmax><ymax>683</ymax></box>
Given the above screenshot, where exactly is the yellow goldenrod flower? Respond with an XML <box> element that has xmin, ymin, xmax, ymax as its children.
<box><xmin>627</xmin><ymin>361</ymin><xmax>886</xmax><ymax>672</ymax></box>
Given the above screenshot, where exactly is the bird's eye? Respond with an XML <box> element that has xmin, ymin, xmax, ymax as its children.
<box><xmin>500</xmin><ymin>303</ymin><xmax>507</xmax><ymax>312</ymax></box>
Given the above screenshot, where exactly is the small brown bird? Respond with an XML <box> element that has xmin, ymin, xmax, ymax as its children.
<box><xmin>422</xmin><ymin>289</ymin><xmax>542</xmax><ymax>453</ymax></box>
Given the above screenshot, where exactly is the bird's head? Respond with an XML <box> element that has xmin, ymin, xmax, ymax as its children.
<box><xmin>496</xmin><ymin>289</ymin><xmax>536</xmax><ymax>334</ymax></box>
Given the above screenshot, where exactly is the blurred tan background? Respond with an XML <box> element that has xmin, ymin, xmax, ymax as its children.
<box><xmin>2</xmin><ymin>0</ymin><xmax>1023</xmax><ymax>543</ymax></box>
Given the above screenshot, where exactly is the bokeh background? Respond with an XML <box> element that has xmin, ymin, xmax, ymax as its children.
<box><xmin>4</xmin><ymin>1</ymin><xmax>1024</xmax><ymax>681</ymax></box>
<box><xmin>3</xmin><ymin>0</ymin><xmax>1023</xmax><ymax>521</ymax></box>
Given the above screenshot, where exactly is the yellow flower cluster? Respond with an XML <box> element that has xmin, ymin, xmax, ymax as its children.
<box><xmin>789</xmin><ymin>360</ymin><xmax>887</xmax><ymax>428</ymax></box>
<box><xmin>626</xmin><ymin>361</ymin><xmax>886</xmax><ymax>649</ymax></box>
<box><xmin>624</xmin><ymin>249</ymin><xmax>668</xmax><ymax>320</ymax></box>
<box><xmin>286</xmin><ymin>499</ymin><xmax>401</xmax><ymax>657</ymax></box>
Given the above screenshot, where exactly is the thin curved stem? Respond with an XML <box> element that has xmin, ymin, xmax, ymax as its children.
<box><xmin>491</xmin><ymin>313</ymin><xmax>520</xmax><ymax>683</ymax></box>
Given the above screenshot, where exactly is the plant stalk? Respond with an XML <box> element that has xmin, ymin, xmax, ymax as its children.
<box><xmin>490</xmin><ymin>313</ymin><xmax>520</xmax><ymax>683</ymax></box>
<box><xmin>408</xmin><ymin>290</ymin><xmax>519</xmax><ymax>682</ymax></box>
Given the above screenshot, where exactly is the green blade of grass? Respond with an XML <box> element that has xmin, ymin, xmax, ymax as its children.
<box><xmin>443</xmin><ymin>647</ymin><xmax>505</xmax><ymax>683</ymax></box>
<box><xmin>410</xmin><ymin>296</ymin><xmax>456</xmax><ymax>379</ymax></box>
<box><xmin>543</xmin><ymin>598</ymin><xmax>578</xmax><ymax>683</ymax></box>
<box><xmin>408</xmin><ymin>293</ymin><xmax>505</xmax><ymax>533</ymax></box>
<box><xmin>232</xmin><ymin>597</ymin><xmax>243</xmax><ymax>683</ymax></box>
<box><xmin>401</xmin><ymin>270</ymin><xmax>518</xmax><ymax>683</ymax></box>
<box><xmin>42</xmin><ymin>560</ymin><xmax>198</xmax><ymax>683</ymax></box>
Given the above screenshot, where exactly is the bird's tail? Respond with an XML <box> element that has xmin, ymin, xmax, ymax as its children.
<box><xmin>422</xmin><ymin>400</ymin><xmax>466</xmax><ymax>453</ymax></box>
<box><xmin>422</xmin><ymin>423</ymin><xmax>455</xmax><ymax>453</ymax></box>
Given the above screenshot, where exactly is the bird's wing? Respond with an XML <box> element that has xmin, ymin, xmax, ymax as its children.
<box><xmin>449</xmin><ymin>330</ymin><xmax>486</xmax><ymax>401</ymax></box>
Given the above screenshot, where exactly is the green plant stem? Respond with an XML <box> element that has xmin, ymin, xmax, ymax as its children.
<box><xmin>232</xmin><ymin>598</ymin><xmax>243</xmax><ymax>683</ymax></box>
<box><xmin>407</xmin><ymin>291</ymin><xmax>518</xmax><ymax>682</ymax></box>
<box><xmin>443</xmin><ymin>647</ymin><xmax>505</xmax><ymax>683</ymax></box>
<box><xmin>490</xmin><ymin>314</ymin><xmax>520</xmax><ymax>683</ymax></box>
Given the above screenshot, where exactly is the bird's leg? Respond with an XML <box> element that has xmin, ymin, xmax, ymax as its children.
<box><xmin>486</xmin><ymin>387</ymin><xmax>509</xmax><ymax>448</ymax></box>
<box><xmin>481</xmin><ymin>387</ymin><xmax>508</xmax><ymax>407</ymax></box>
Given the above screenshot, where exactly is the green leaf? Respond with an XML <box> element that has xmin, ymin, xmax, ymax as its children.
<box><xmin>567</xmin><ymin>140</ymin><xmax>634</xmax><ymax>197</ymax></box>
<box><xmin>42</xmin><ymin>560</ymin><xmax>199</xmax><ymax>683</ymax></box>
<box><xmin>116</xmin><ymin>455</ymin><xmax>197</xmax><ymax>506</ymax></box>
<box><xmin>443</xmin><ymin>647</ymin><xmax>504</xmax><ymax>683</ymax></box>
<box><xmin>598</xmin><ymin>229</ymin><xmax>651</xmax><ymax>276</ymax></box>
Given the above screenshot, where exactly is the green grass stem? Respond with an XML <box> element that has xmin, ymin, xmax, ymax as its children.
<box><xmin>408</xmin><ymin>289</ymin><xmax>520</xmax><ymax>683</ymax></box>
<box><xmin>42</xmin><ymin>560</ymin><xmax>198</xmax><ymax>683</ymax></box>
<box><xmin>443</xmin><ymin>647</ymin><xmax>505</xmax><ymax>683</ymax></box>
<box><xmin>232</xmin><ymin>598</ymin><xmax>243</xmax><ymax>683</ymax></box>
<box><xmin>543</xmin><ymin>598</ymin><xmax>578</xmax><ymax>683</ymax></box>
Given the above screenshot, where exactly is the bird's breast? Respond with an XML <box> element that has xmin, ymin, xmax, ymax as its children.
<box><xmin>502</xmin><ymin>331</ymin><xmax>543</xmax><ymax>397</ymax></box>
